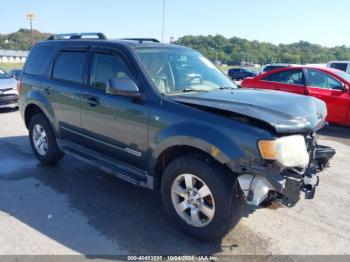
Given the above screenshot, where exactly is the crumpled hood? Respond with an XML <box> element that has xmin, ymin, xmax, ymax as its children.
<box><xmin>0</xmin><ymin>78</ymin><xmax>17</xmax><ymax>90</ymax></box>
<box><xmin>171</xmin><ymin>89</ymin><xmax>327</xmax><ymax>133</ymax></box>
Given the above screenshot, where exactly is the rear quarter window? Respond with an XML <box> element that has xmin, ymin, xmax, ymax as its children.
<box><xmin>52</xmin><ymin>51</ymin><xmax>87</xmax><ymax>84</ymax></box>
<box><xmin>24</xmin><ymin>45</ymin><xmax>56</xmax><ymax>76</ymax></box>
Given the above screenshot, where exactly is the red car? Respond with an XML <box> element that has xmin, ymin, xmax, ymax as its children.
<box><xmin>241</xmin><ymin>66</ymin><xmax>350</xmax><ymax>126</ymax></box>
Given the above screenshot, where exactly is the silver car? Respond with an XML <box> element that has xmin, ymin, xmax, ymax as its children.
<box><xmin>0</xmin><ymin>68</ymin><xmax>18</xmax><ymax>109</ymax></box>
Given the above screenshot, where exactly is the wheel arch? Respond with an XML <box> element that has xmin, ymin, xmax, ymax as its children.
<box><xmin>24</xmin><ymin>103</ymin><xmax>45</xmax><ymax>128</ymax></box>
<box><xmin>23</xmin><ymin>90</ymin><xmax>58</xmax><ymax>133</ymax></box>
<box><xmin>149</xmin><ymin>134</ymin><xmax>244</xmax><ymax>190</ymax></box>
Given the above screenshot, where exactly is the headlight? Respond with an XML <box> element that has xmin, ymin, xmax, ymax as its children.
<box><xmin>258</xmin><ymin>135</ymin><xmax>309</xmax><ymax>167</ymax></box>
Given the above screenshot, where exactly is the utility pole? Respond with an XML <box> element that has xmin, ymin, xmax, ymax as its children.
<box><xmin>161</xmin><ymin>0</ymin><xmax>165</xmax><ymax>44</ymax></box>
<box><xmin>26</xmin><ymin>13</ymin><xmax>35</xmax><ymax>46</ymax></box>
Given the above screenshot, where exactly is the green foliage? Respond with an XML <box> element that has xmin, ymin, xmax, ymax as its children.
<box><xmin>0</xmin><ymin>29</ymin><xmax>50</xmax><ymax>50</ymax></box>
<box><xmin>175</xmin><ymin>35</ymin><xmax>350</xmax><ymax>65</ymax></box>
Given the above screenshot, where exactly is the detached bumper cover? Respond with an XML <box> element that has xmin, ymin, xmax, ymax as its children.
<box><xmin>237</xmin><ymin>139</ymin><xmax>335</xmax><ymax>207</ymax></box>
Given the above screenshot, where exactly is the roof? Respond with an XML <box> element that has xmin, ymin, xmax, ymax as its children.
<box><xmin>38</xmin><ymin>38</ymin><xmax>184</xmax><ymax>50</ymax></box>
<box><xmin>258</xmin><ymin>65</ymin><xmax>344</xmax><ymax>78</ymax></box>
<box><xmin>38</xmin><ymin>33</ymin><xmax>186</xmax><ymax>50</ymax></box>
<box><xmin>328</xmin><ymin>61</ymin><xmax>350</xmax><ymax>63</ymax></box>
<box><xmin>0</xmin><ymin>49</ymin><xmax>29</xmax><ymax>57</ymax></box>
<box><xmin>263</xmin><ymin>63</ymin><xmax>299</xmax><ymax>67</ymax></box>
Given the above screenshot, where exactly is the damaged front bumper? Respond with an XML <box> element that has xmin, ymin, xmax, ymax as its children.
<box><xmin>237</xmin><ymin>138</ymin><xmax>336</xmax><ymax>207</ymax></box>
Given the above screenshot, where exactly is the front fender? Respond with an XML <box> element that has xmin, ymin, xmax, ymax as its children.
<box><xmin>148</xmin><ymin>122</ymin><xmax>245</xmax><ymax>173</ymax></box>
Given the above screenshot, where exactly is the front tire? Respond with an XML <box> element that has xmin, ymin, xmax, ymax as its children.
<box><xmin>161</xmin><ymin>155</ymin><xmax>244</xmax><ymax>241</ymax></box>
<box><xmin>29</xmin><ymin>113</ymin><xmax>64</xmax><ymax>165</ymax></box>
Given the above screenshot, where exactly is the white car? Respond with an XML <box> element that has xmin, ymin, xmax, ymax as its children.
<box><xmin>327</xmin><ymin>61</ymin><xmax>350</xmax><ymax>74</ymax></box>
<box><xmin>0</xmin><ymin>68</ymin><xmax>18</xmax><ymax>109</ymax></box>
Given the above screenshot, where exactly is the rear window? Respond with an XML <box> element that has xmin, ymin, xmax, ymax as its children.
<box><xmin>329</xmin><ymin>63</ymin><xmax>348</xmax><ymax>72</ymax></box>
<box><xmin>263</xmin><ymin>69</ymin><xmax>305</xmax><ymax>85</ymax></box>
<box><xmin>263</xmin><ymin>66</ymin><xmax>285</xmax><ymax>72</ymax></box>
<box><xmin>53</xmin><ymin>51</ymin><xmax>87</xmax><ymax>84</ymax></box>
<box><xmin>24</xmin><ymin>45</ymin><xmax>55</xmax><ymax>76</ymax></box>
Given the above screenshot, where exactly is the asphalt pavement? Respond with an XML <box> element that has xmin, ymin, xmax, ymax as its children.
<box><xmin>0</xmin><ymin>109</ymin><xmax>349</xmax><ymax>256</ymax></box>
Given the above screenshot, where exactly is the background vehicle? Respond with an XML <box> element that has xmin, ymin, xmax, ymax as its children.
<box><xmin>261</xmin><ymin>63</ymin><xmax>296</xmax><ymax>73</ymax></box>
<box><xmin>9</xmin><ymin>69</ymin><xmax>22</xmax><ymax>80</ymax></box>
<box><xmin>0</xmin><ymin>68</ymin><xmax>18</xmax><ymax>109</ymax></box>
<box><xmin>241</xmin><ymin>66</ymin><xmax>350</xmax><ymax>126</ymax></box>
<box><xmin>19</xmin><ymin>33</ymin><xmax>334</xmax><ymax>241</ymax></box>
<box><xmin>227</xmin><ymin>67</ymin><xmax>258</xmax><ymax>80</ymax></box>
<box><xmin>327</xmin><ymin>61</ymin><xmax>350</xmax><ymax>74</ymax></box>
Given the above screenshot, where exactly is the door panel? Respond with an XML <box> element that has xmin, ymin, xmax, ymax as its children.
<box><xmin>306</xmin><ymin>68</ymin><xmax>350</xmax><ymax>124</ymax></box>
<box><xmin>46</xmin><ymin>80</ymin><xmax>83</xmax><ymax>135</ymax></box>
<box><xmin>49</xmin><ymin>50</ymin><xmax>88</xmax><ymax>140</ymax></box>
<box><xmin>259</xmin><ymin>69</ymin><xmax>306</xmax><ymax>94</ymax></box>
<box><xmin>80</xmin><ymin>51</ymin><xmax>149</xmax><ymax>169</ymax></box>
<box><xmin>274</xmin><ymin>83</ymin><xmax>306</xmax><ymax>94</ymax></box>
<box><xmin>307</xmin><ymin>87</ymin><xmax>349</xmax><ymax>123</ymax></box>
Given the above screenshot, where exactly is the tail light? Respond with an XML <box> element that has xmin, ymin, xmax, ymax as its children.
<box><xmin>17</xmin><ymin>79</ymin><xmax>22</xmax><ymax>96</ymax></box>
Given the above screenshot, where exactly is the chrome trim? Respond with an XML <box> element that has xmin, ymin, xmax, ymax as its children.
<box><xmin>125</xmin><ymin>147</ymin><xmax>142</xmax><ymax>157</ymax></box>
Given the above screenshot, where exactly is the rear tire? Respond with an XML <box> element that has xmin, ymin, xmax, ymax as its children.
<box><xmin>161</xmin><ymin>155</ymin><xmax>244</xmax><ymax>241</ymax></box>
<box><xmin>29</xmin><ymin>113</ymin><xmax>64</xmax><ymax>165</ymax></box>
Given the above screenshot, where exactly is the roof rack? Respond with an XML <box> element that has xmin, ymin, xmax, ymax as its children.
<box><xmin>122</xmin><ymin>38</ymin><xmax>160</xmax><ymax>43</ymax></box>
<box><xmin>47</xmin><ymin>32</ymin><xmax>107</xmax><ymax>40</ymax></box>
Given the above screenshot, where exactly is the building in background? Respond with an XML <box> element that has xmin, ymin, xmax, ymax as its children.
<box><xmin>0</xmin><ymin>50</ymin><xmax>29</xmax><ymax>63</ymax></box>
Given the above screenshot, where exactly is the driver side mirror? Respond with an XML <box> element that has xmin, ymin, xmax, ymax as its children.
<box><xmin>106</xmin><ymin>78</ymin><xmax>141</xmax><ymax>98</ymax></box>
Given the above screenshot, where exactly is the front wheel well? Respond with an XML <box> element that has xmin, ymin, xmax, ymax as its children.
<box><xmin>154</xmin><ymin>145</ymin><xmax>233</xmax><ymax>190</ymax></box>
<box><xmin>24</xmin><ymin>104</ymin><xmax>44</xmax><ymax>129</ymax></box>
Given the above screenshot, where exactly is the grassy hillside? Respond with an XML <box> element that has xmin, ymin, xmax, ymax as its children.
<box><xmin>0</xmin><ymin>29</ymin><xmax>50</xmax><ymax>50</ymax></box>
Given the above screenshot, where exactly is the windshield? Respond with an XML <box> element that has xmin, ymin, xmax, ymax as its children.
<box><xmin>334</xmin><ymin>70</ymin><xmax>350</xmax><ymax>83</ymax></box>
<box><xmin>136</xmin><ymin>47</ymin><xmax>236</xmax><ymax>94</ymax></box>
<box><xmin>0</xmin><ymin>68</ymin><xmax>11</xmax><ymax>79</ymax></box>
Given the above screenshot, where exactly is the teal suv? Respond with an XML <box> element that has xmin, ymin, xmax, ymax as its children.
<box><xmin>19</xmin><ymin>33</ymin><xmax>335</xmax><ymax>241</ymax></box>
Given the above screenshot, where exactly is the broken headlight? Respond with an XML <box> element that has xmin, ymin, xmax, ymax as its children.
<box><xmin>258</xmin><ymin>135</ymin><xmax>309</xmax><ymax>168</ymax></box>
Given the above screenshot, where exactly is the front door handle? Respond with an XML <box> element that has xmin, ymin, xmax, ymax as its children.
<box><xmin>43</xmin><ymin>86</ymin><xmax>52</xmax><ymax>95</ymax></box>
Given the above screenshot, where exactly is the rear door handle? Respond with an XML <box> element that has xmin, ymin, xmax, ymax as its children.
<box><xmin>85</xmin><ymin>96</ymin><xmax>99</xmax><ymax>107</ymax></box>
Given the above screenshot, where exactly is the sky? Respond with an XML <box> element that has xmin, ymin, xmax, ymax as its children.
<box><xmin>1</xmin><ymin>0</ymin><xmax>350</xmax><ymax>47</ymax></box>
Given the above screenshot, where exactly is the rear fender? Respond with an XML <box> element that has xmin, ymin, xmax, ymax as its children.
<box><xmin>25</xmin><ymin>90</ymin><xmax>58</xmax><ymax>133</ymax></box>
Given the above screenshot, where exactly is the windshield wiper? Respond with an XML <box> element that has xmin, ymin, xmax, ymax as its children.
<box><xmin>219</xmin><ymin>86</ymin><xmax>236</xmax><ymax>90</ymax></box>
<box><xmin>181</xmin><ymin>88</ymin><xmax>210</xmax><ymax>93</ymax></box>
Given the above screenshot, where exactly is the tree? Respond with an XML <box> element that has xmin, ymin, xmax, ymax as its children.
<box><xmin>175</xmin><ymin>35</ymin><xmax>350</xmax><ymax>65</ymax></box>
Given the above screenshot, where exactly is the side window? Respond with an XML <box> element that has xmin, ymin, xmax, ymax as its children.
<box><xmin>263</xmin><ymin>72</ymin><xmax>279</xmax><ymax>82</ymax></box>
<box><xmin>263</xmin><ymin>69</ymin><xmax>305</xmax><ymax>85</ymax></box>
<box><xmin>90</xmin><ymin>53</ymin><xmax>134</xmax><ymax>90</ymax></box>
<box><xmin>330</xmin><ymin>63</ymin><xmax>348</xmax><ymax>72</ymax></box>
<box><xmin>53</xmin><ymin>51</ymin><xmax>87</xmax><ymax>84</ymax></box>
<box><xmin>24</xmin><ymin>46</ymin><xmax>55</xmax><ymax>76</ymax></box>
<box><xmin>308</xmin><ymin>69</ymin><xmax>343</xmax><ymax>90</ymax></box>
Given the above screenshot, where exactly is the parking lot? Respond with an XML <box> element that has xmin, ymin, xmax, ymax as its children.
<box><xmin>0</xmin><ymin>108</ymin><xmax>350</xmax><ymax>256</ymax></box>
